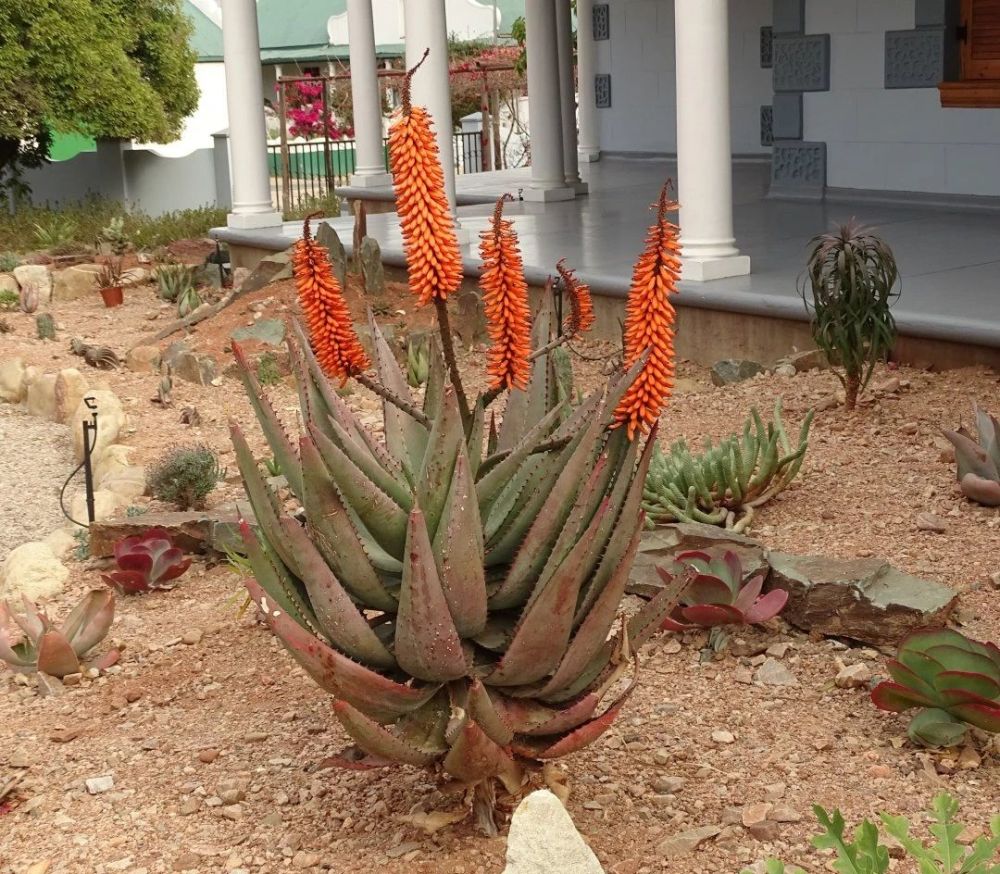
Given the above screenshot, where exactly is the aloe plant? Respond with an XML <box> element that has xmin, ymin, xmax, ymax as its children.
<box><xmin>101</xmin><ymin>527</ymin><xmax>192</xmax><ymax>594</ymax></box>
<box><xmin>230</xmin><ymin>290</ymin><xmax>685</xmax><ymax>833</ymax></box>
<box><xmin>155</xmin><ymin>262</ymin><xmax>195</xmax><ymax>302</ymax></box>
<box><xmin>0</xmin><ymin>590</ymin><xmax>118</xmax><ymax>677</ymax></box>
<box><xmin>942</xmin><ymin>403</ymin><xmax>1000</xmax><ymax>507</ymax></box>
<box><xmin>642</xmin><ymin>401</ymin><xmax>812</xmax><ymax>532</ymax></box>
<box><xmin>871</xmin><ymin>628</ymin><xmax>1000</xmax><ymax>747</ymax></box>
<box><xmin>652</xmin><ymin>549</ymin><xmax>787</xmax><ymax>631</ymax></box>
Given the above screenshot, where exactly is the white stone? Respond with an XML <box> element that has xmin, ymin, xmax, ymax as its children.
<box><xmin>503</xmin><ymin>790</ymin><xmax>604</xmax><ymax>874</ymax></box>
<box><xmin>125</xmin><ymin>345</ymin><xmax>161</xmax><ymax>374</ymax></box>
<box><xmin>52</xmin><ymin>264</ymin><xmax>102</xmax><ymax>302</ymax></box>
<box><xmin>70</xmin><ymin>489</ymin><xmax>125</xmax><ymax>528</ymax></box>
<box><xmin>43</xmin><ymin>527</ymin><xmax>78</xmax><ymax>560</ymax></box>
<box><xmin>55</xmin><ymin>368</ymin><xmax>88</xmax><ymax>424</ymax></box>
<box><xmin>0</xmin><ymin>273</ymin><xmax>19</xmax><ymax>294</ymax></box>
<box><xmin>0</xmin><ymin>541</ymin><xmax>69</xmax><ymax>600</ymax></box>
<box><xmin>85</xmin><ymin>775</ymin><xmax>115</xmax><ymax>794</ymax></box>
<box><xmin>121</xmin><ymin>267</ymin><xmax>149</xmax><ymax>286</ymax></box>
<box><xmin>0</xmin><ymin>357</ymin><xmax>28</xmax><ymax>403</ymax></box>
<box><xmin>26</xmin><ymin>373</ymin><xmax>58</xmax><ymax>421</ymax></box>
<box><xmin>71</xmin><ymin>389</ymin><xmax>125</xmax><ymax>463</ymax></box>
<box><xmin>835</xmin><ymin>662</ymin><xmax>872</xmax><ymax>689</ymax></box>
<box><xmin>13</xmin><ymin>264</ymin><xmax>52</xmax><ymax>305</ymax></box>
<box><xmin>100</xmin><ymin>466</ymin><xmax>147</xmax><ymax>501</ymax></box>
<box><xmin>94</xmin><ymin>443</ymin><xmax>134</xmax><ymax>485</ymax></box>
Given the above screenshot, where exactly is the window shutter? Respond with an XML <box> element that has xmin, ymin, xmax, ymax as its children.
<box><xmin>963</xmin><ymin>0</ymin><xmax>1000</xmax><ymax>79</ymax></box>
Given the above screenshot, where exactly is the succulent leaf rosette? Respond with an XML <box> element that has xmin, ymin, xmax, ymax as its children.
<box><xmin>101</xmin><ymin>528</ymin><xmax>192</xmax><ymax>594</ymax></box>
<box><xmin>942</xmin><ymin>403</ymin><xmax>1000</xmax><ymax>507</ymax></box>
<box><xmin>871</xmin><ymin>628</ymin><xmax>1000</xmax><ymax>747</ymax></box>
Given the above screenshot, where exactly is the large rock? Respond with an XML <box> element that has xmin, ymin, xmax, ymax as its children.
<box><xmin>503</xmin><ymin>791</ymin><xmax>604</xmax><ymax>874</ymax></box>
<box><xmin>629</xmin><ymin>524</ymin><xmax>768</xmax><ymax>598</ymax></box>
<box><xmin>0</xmin><ymin>357</ymin><xmax>28</xmax><ymax>403</ymax></box>
<box><xmin>99</xmin><ymin>466</ymin><xmax>146</xmax><ymax>502</ymax></box>
<box><xmin>88</xmin><ymin>510</ymin><xmax>243</xmax><ymax>558</ymax></box>
<box><xmin>51</xmin><ymin>264</ymin><xmax>101</xmax><ymax>302</ymax></box>
<box><xmin>231</xmin><ymin>319</ymin><xmax>286</xmax><ymax>347</ymax></box>
<box><xmin>766</xmin><ymin>552</ymin><xmax>958</xmax><ymax>646</ymax></box>
<box><xmin>358</xmin><ymin>236</ymin><xmax>385</xmax><ymax>296</ymax></box>
<box><xmin>240</xmin><ymin>248</ymin><xmax>293</xmax><ymax>294</ymax></box>
<box><xmin>94</xmin><ymin>443</ymin><xmax>134</xmax><ymax>484</ymax></box>
<box><xmin>164</xmin><ymin>340</ymin><xmax>217</xmax><ymax>385</ymax></box>
<box><xmin>26</xmin><ymin>373</ymin><xmax>58</xmax><ymax>420</ymax></box>
<box><xmin>710</xmin><ymin>359</ymin><xmax>765</xmax><ymax>386</ymax></box>
<box><xmin>0</xmin><ymin>541</ymin><xmax>68</xmax><ymax>600</ymax></box>
<box><xmin>0</xmin><ymin>273</ymin><xmax>19</xmax><ymax>295</ymax></box>
<box><xmin>13</xmin><ymin>264</ymin><xmax>52</xmax><ymax>305</ymax></box>
<box><xmin>43</xmin><ymin>527</ymin><xmax>77</xmax><ymax>560</ymax></box>
<box><xmin>125</xmin><ymin>345</ymin><xmax>162</xmax><ymax>374</ymax></box>
<box><xmin>317</xmin><ymin>223</ymin><xmax>347</xmax><ymax>290</ymax></box>
<box><xmin>54</xmin><ymin>368</ymin><xmax>88</xmax><ymax>424</ymax></box>
<box><xmin>70</xmin><ymin>489</ymin><xmax>125</xmax><ymax>528</ymax></box>
<box><xmin>71</xmin><ymin>389</ymin><xmax>125</xmax><ymax>462</ymax></box>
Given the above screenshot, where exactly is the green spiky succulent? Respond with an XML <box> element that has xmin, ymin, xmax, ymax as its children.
<box><xmin>642</xmin><ymin>401</ymin><xmax>813</xmax><ymax>532</ymax></box>
<box><xmin>942</xmin><ymin>403</ymin><xmax>1000</xmax><ymax>507</ymax></box>
<box><xmin>230</xmin><ymin>290</ymin><xmax>685</xmax><ymax>833</ymax></box>
<box><xmin>405</xmin><ymin>334</ymin><xmax>430</xmax><ymax>388</ymax></box>
<box><xmin>155</xmin><ymin>263</ymin><xmax>195</xmax><ymax>303</ymax></box>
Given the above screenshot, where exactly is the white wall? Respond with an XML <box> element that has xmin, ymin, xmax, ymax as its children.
<box><xmin>805</xmin><ymin>0</ymin><xmax>1000</xmax><ymax>196</ymax></box>
<box><xmin>596</xmin><ymin>0</ymin><xmax>773</xmax><ymax>155</ymax></box>
<box><xmin>137</xmin><ymin>63</ymin><xmax>230</xmax><ymax>158</ymax></box>
<box><xmin>327</xmin><ymin>0</ymin><xmax>499</xmax><ymax>45</ymax></box>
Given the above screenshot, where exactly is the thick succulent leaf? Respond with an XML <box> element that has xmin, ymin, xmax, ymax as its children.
<box><xmin>423</xmin><ymin>333</ymin><xmax>447</xmax><ymax>418</ymax></box>
<box><xmin>947</xmin><ymin>700</ymin><xmax>1000</xmax><ymax>733</ymax></box>
<box><xmin>732</xmin><ymin>573</ymin><xmax>766</xmax><ymax>615</ymax></box>
<box><xmin>311</xmin><ymin>423</ymin><xmax>408</xmax><ymax>557</ymax></box>
<box><xmin>488</xmin><ymin>503</ymin><xmax>609</xmax><ymax>687</ymax></box>
<box><xmin>629</xmin><ymin>564</ymin><xmax>691</xmax><ymax>651</ymax></box>
<box><xmin>332</xmin><ymin>700</ymin><xmax>440</xmax><ymax>766</ymax></box>
<box><xmin>369</xmin><ymin>311</ymin><xmax>427</xmax><ymax>472</ymax></box>
<box><xmin>897</xmin><ymin>648</ymin><xmax>948</xmax><ymax>690</ymax></box>
<box><xmin>938</xmin><ymin>687</ymin><xmax>1000</xmax><ymax>709</ymax></box>
<box><xmin>325</xmin><ymin>415</ymin><xmax>413</xmax><ymax>510</ymax></box>
<box><xmin>36</xmin><ymin>631</ymin><xmax>81</xmax><ymax>678</ymax></box>
<box><xmin>300</xmin><ymin>436</ymin><xmax>398</xmax><ymax>609</ymax></box>
<box><xmin>870</xmin><ymin>681</ymin><xmax>934</xmax><ymax>713</ymax></box>
<box><xmin>597</xmin><ymin>350</ymin><xmax>651</xmax><ymax>428</ymax></box>
<box><xmin>60</xmin><ymin>589</ymin><xmax>115</xmax><ymax>658</ymax></box>
<box><xmin>902</xmin><ymin>627</ymin><xmax>974</xmax><ymax>654</ymax></box>
<box><xmin>679</xmin><ymin>603</ymin><xmax>746</xmax><ymax>628</ymax></box>
<box><xmin>395</xmin><ymin>508</ymin><xmax>468</xmax><ymax>683</ymax></box>
<box><xmin>959</xmin><ymin>473</ymin><xmax>1000</xmax><ymax>506</ymax></box>
<box><xmin>11</xmin><ymin>597</ymin><xmax>45</xmax><ymax>643</ymax></box>
<box><xmin>943</xmin><ymin>429</ymin><xmax>1000</xmax><ymax>481</ymax></box>
<box><xmin>232</xmin><ymin>424</ymin><xmax>305</xmax><ymax>579</ymax></box>
<box><xmin>231</xmin><ymin>342</ymin><xmax>304</xmax><ymax>499</ymax></box>
<box><xmin>974</xmin><ymin>404</ymin><xmax>1000</xmax><ymax>465</ymax></box>
<box><xmin>432</xmin><ymin>452</ymin><xmax>488</xmax><ymax>637</ymax></box>
<box><xmin>416</xmin><ymin>388</ymin><xmax>464</xmax><ymax>542</ymax></box>
<box><xmin>677</xmin><ymin>573</ymin><xmax>733</xmax><ymax>606</ymax></box>
<box><xmin>467</xmin><ymin>398</ymin><xmax>485</xmax><ymax>479</ymax></box>
<box><xmin>496</xmin><ymin>692</ymin><xmax>600</xmax><ymax>737</ymax></box>
<box><xmin>101</xmin><ymin>570</ymin><xmax>153</xmax><ymax>594</ymax></box>
<box><xmin>246</xmin><ymin>578</ymin><xmax>437</xmax><ymax>721</ymax></box>
<box><xmin>742</xmin><ymin>588</ymin><xmax>789</xmax><ymax>624</ymax></box>
<box><xmin>0</xmin><ymin>607</ymin><xmax>34</xmax><ymax>667</ymax></box>
<box><xmin>907</xmin><ymin>708</ymin><xmax>969</xmax><ymax>747</ymax></box>
<box><xmin>443</xmin><ymin>715</ymin><xmax>516</xmax><ymax>784</ymax></box>
<box><xmin>276</xmin><ymin>517</ymin><xmax>396</xmax><ymax>670</ymax></box>
<box><xmin>924</xmin><ymin>644</ymin><xmax>999</xmax><ymax>680</ymax></box>
<box><xmin>483</xmin><ymin>455</ymin><xmax>559</xmax><ymax>556</ymax></box>
<box><xmin>884</xmin><ymin>658</ymin><xmax>940</xmax><ymax>703</ymax></box>
<box><xmin>467</xmin><ymin>679</ymin><xmax>514</xmax><ymax>745</ymax></box>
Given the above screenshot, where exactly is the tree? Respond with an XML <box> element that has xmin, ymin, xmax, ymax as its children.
<box><xmin>0</xmin><ymin>0</ymin><xmax>199</xmax><ymax>198</ymax></box>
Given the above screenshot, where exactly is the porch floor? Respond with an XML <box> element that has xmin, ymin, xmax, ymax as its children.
<box><xmin>214</xmin><ymin>158</ymin><xmax>1000</xmax><ymax>350</ymax></box>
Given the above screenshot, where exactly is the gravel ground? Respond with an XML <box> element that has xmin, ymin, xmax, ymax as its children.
<box><xmin>0</xmin><ymin>404</ymin><xmax>72</xmax><ymax>561</ymax></box>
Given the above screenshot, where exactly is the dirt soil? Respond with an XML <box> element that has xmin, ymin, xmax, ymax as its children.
<box><xmin>0</xmin><ymin>268</ymin><xmax>998</xmax><ymax>874</ymax></box>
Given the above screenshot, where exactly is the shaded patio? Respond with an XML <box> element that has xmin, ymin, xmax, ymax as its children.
<box><xmin>214</xmin><ymin>157</ymin><xmax>1000</xmax><ymax>353</ymax></box>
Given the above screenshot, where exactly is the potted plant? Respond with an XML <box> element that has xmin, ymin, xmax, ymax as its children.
<box><xmin>95</xmin><ymin>258</ymin><xmax>125</xmax><ymax>308</ymax></box>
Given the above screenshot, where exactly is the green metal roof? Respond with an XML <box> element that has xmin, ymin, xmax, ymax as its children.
<box><xmin>184</xmin><ymin>2</ymin><xmax>224</xmax><ymax>62</ymax></box>
<box><xmin>259</xmin><ymin>44</ymin><xmax>404</xmax><ymax>64</ymax></box>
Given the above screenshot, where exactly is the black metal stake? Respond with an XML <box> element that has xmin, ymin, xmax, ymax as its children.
<box><xmin>81</xmin><ymin>398</ymin><xmax>99</xmax><ymax>525</ymax></box>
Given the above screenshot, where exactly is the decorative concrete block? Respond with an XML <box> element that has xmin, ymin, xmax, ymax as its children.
<box><xmin>595</xmin><ymin>74</ymin><xmax>611</xmax><ymax>109</ymax></box>
<box><xmin>593</xmin><ymin>3</ymin><xmax>610</xmax><ymax>41</ymax></box>
<box><xmin>772</xmin><ymin>0</ymin><xmax>805</xmax><ymax>34</ymax></box>
<box><xmin>771</xmin><ymin>142</ymin><xmax>827</xmax><ymax>197</ymax></box>
<box><xmin>774</xmin><ymin>34</ymin><xmax>830</xmax><ymax>92</ymax></box>
<box><xmin>885</xmin><ymin>29</ymin><xmax>944</xmax><ymax>89</ymax></box>
<box><xmin>760</xmin><ymin>26</ymin><xmax>774</xmax><ymax>68</ymax></box>
<box><xmin>760</xmin><ymin>106</ymin><xmax>774</xmax><ymax>147</ymax></box>
<box><xmin>915</xmin><ymin>0</ymin><xmax>946</xmax><ymax>27</ymax></box>
<box><xmin>772</xmin><ymin>92</ymin><xmax>803</xmax><ymax>140</ymax></box>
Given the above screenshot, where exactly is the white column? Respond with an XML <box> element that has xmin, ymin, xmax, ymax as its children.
<box><xmin>403</xmin><ymin>0</ymin><xmax>459</xmax><ymax>211</ymax></box>
<box><xmin>674</xmin><ymin>0</ymin><xmax>749</xmax><ymax>280</ymax></box>
<box><xmin>576</xmin><ymin>0</ymin><xmax>600</xmax><ymax>162</ymax></box>
<box><xmin>348</xmin><ymin>0</ymin><xmax>392</xmax><ymax>187</ymax></box>
<box><xmin>524</xmin><ymin>0</ymin><xmax>574</xmax><ymax>202</ymax></box>
<box><xmin>221</xmin><ymin>0</ymin><xmax>282</xmax><ymax>229</ymax></box>
<box><xmin>555</xmin><ymin>0</ymin><xmax>587</xmax><ymax>193</ymax></box>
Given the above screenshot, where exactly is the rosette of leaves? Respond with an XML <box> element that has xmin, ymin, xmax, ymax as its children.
<box><xmin>101</xmin><ymin>528</ymin><xmax>192</xmax><ymax>594</ymax></box>
<box><xmin>942</xmin><ymin>403</ymin><xmax>1000</xmax><ymax>507</ymax></box>
<box><xmin>230</xmin><ymin>293</ymin><xmax>685</xmax><ymax>833</ymax></box>
<box><xmin>871</xmin><ymin>628</ymin><xmax>1000</xmax><ymax>747</ymax></box>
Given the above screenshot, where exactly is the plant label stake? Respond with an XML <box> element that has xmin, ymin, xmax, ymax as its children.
<box><xmin>81</xmin><ymin>397</ymin><xmax>99</xmax><ymax>524</ymax></box>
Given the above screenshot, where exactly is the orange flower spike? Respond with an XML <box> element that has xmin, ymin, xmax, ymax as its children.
<box><xmin>480</xmin><ymin>195</ymin><xmax>532</xmax><ymax>392</ymax></box>
<box><xmin>612</xmin><ymin>182</ymin><xmax>681</xmax><ymax>439</ymax></box>
<box><xmin>388</xmin><ymin>50</ymin><xmax>464</xmax><ymax>307</ymax></box>
<box><xmin>292</xmin><ymin>214</ymin><xmax>370</xmax><ymax>382</ymax></box>
<box><xmin>556</xmin><ymin>258</ymin><xmax>595</xmax><ymax>336</ymax></box>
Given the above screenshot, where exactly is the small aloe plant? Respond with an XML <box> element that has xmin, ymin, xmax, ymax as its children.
<box><xmin>942</xmin><ymin>403</ymin><xmax>1000</xmax><ymax>507</ymax></box>
<box><xmin>655</xmin><ymin>549</ymin><xmax>788</xmax><ymax>631</ymax></box>
<box><xmin>0</xmin><ymin>590</ymin><xmax>118</xmax><ymax>677</ymax></box>
<box><xmin>101</xmin><ymin>527</ymin><xmax>192</xmax><ymax>594</ymax></box>
<box><xmin>870</xmin><ymin>627</ymin><xmax>1000</xmax><ymax>747</ymax></box>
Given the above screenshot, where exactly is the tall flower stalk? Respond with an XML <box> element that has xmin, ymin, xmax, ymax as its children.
<box><xmin>557</xmin><ymin>258</ymin><xmax>595</xmax><ymax>337</ymax></box>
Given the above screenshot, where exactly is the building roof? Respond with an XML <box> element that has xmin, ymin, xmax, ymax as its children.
<box><xmin>184</xmin><ymin>1</ymin><xmax>224</xmax><ymax>62</ymax></box>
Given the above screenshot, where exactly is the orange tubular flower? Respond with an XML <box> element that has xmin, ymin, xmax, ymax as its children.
<box><xmin>556</xmin><ymin>258</ymin><xmax>595</xmax><ymax>336</ymax></box>
<box><xmin>388</xmin><ymin>52</ymin><xmax>464</xmax><ymax>307</ymax></box>
<box><xmin>292</xmin><ymin>214</ymin><xmax>370</xmax><ymax>382</ymax></box>
<box><xmin>480</xmin><ymin>194</ymin><xmax>532</xmax><ymax>392</ymax></box>
<box><xmin>612</xmin><ymin>183</ymin><xmax>681</xmax><ymax>439</ymax></box>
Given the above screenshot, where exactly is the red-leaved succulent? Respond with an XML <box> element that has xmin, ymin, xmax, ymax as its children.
<box><xmin>657</xmin><ymin>549</ymin><xmax>788</xmax><ymax>631</ymax></box>
<box><xmin>102</xmin><ymin>528</ymin><xmax>191</xmax><ymax>594</ymax></box>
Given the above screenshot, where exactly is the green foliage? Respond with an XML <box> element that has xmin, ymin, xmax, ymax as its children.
<box><xmin>800</xmin><ymin>221</ymin><xmax>899</xmax><ymax>410</ymax></box>
<box><xmin>749</xmin><ymin>794</ymin><xmax>1000</xmax><ymax>874</ymax></box>
<box><xmin>32</xmin><ymin>215</ymin><xmax>78</xmax><ymax>250</ymax></box>
<box><xmin>155</xmin><ymin>262</ymin><xmax>195</xmax><ymax>302</ymax></box>
<box><xmin>262</xmin><ymin>455</ymin><xmax>282</xmax><ymax>477</ymax></box>
<box><xmin>942</xmin><ymin>403</ymin><xmax>1000</xmax><ymax>507</ymax></box>
<box><xmin>256</xmin><ymin>352</ymin><xmax>282</xmax><ymax>387</ymax></box>
<box><xmin>0</xmin><ymin>290</ymin><xmax>18</xmax><ymax>311</ymax></box>
<box><xmin>0</xmin><ymin>0</ymin><xmax>199</xmax><ymax>196</ymax></box>
<box><xmin>35</xmin><ymin>312</ymin><xmax>55</xmax><ymax>340</ymax></box>
<box><xmin>176</xmin><ymin>285</ymin><xmax>202</xmax><ymax>318</ymax></box>
<box><xmin>642</xmin><ymin>401</ymin><xmax>813</xmax><ymax>532</ymax></box>
<box><xmin>147</xmin><ymin>444</ymin><xmax>223</xmax><ymax>510</ymax></box>
<box><xmin>405</xmin><ymin>335</ymin><xmax>429</xmax><ymax>388</ymax></box>
<box><xmin>100</xmin><ymin>216</ymin><xmax>131</xmax><ymax>255</ymax></box>
<box><xmin>510</xmin><ymin>16</ymin><xmax>527</xmax><ymax>73</ymax></box>
<box><xmin>0</xmin><ymin>252</ymin><xmax>18</xmax><ymax>272</ymax></box>
<box><xmin>125</xmin><ymin>505</ymin><xmax>148</xmax><ymax>518</ymax></box>
<box><xmin>283</xmin><ymin>192</ymin><xmax>341</xmax><ymax>222</ymax></box>
<box><xmin>73</xmin><ymin>528</ymin><xmax>90</xmax><ymax>561</ymax></box>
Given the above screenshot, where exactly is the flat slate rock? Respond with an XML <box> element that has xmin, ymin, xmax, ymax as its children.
<box><xmin>710</xmin><ymin>359</ymin><xmax>765</xmax><ymax>386</ymax></box>
<box><xmin>231</xmin><ymin>319</ymin><xmax>286</xmax><ymax>347</ymax></box>
<box><xmin>89</xmin><ymin>510</ymin><xmax>249</xmax><ymax>558</ymax></box>
<box><xmin>766</xmin><ymin>552</ymin><xmax>958</xmax><ymax>646</ymax></box>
